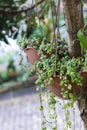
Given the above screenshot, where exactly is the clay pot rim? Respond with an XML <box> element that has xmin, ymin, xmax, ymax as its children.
<box><xmin>48</xmin><ymin>71</ymin><xmax>87</xmax><ymax>99</ymax></box>
<box><xmin>24</xmin><ymin>46</ymin><xmax>38</xmax><ymax>51</ymax></box>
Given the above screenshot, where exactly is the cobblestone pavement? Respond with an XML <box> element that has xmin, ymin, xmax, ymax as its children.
<box><xmin>0</xmin><ymin>86</ymin><xmax>83</xmax><ymax>130</ymax></box>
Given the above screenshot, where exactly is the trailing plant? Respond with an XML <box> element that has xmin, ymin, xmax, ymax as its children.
<box><xmin>17</xmin><ymin>0</ymin><xmax>87</xmax><ymax>129</ymax></box>
<box><xmin>36</xmin><ymin>38</ymin><xmax>84</xmax><ymax>92</ymax></box>
<box><xmin>35</xmin><ymin>36</ymin><xmax>87</xmax><ymax>129</ymax></box>
<box><xmin>38</xmin><ymin>87</ymin><xmax>57</xmax><ymax>130</ymax></box>
<box><xmin>18</xmin><ymin>24</ymin><xmax>53</xmax><ymax>50</ymax></box>
<box><xmin>18</xmin><ymin>36</ymin><xmax>42</xmax><ymax>49</ymax></box>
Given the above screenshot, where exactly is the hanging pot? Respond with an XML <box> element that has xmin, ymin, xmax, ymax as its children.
<box><xmin>24</xmin><ymin>47</ymin><xmax>52</xmax><ymax>65</ymax></box>
<box><xmin>48</xmin><ymin>72</ymin><xmax>87</xmax><ymax>99</ymax></box>
<box><xmin>24</xmin><ymin>47</ymin><xmax>40</xmax><ymax>65</ymax></box>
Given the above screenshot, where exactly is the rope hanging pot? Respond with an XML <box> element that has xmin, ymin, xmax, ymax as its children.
<box><xmin>24</xmin><ymin>0</ymin><xmax>87</xmax><ymax>99</ymax></box>
<box><xmin>47</xmin><ymin>0</ymin><xmax>87</xmax><ymax>99</ymax></box>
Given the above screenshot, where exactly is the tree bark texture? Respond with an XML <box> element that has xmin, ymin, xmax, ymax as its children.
<box><xmin>62</xmin><ymin>0</ymin><xmax>87</xmax><ymax>129</ymax></box>
<box><xmin>62</xmin><ymin>0</ymin><xmax>83</xmax><ymax>57</ymax></box>
<box><xmin>77</xmin><ymin>87</ymin><xmax>87</xmax><ymax>130</ymax></box>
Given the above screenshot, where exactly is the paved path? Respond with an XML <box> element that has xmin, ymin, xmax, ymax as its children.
<box><xmin>0</xmin><ymin>86</ymin><xmax>83</xmax><ymax>130</ymax></box>
<box><xmin>0</xmin><ymin>87</ymin><xmax>41</xmax><ymax>130</ymax></box>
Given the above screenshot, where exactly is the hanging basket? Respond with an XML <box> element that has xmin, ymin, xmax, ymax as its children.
<box><xmin>48</xmin><ymin>72</ymin><xmax>87</xmax><ymax>99</ymax></box>
<box><xmin>24</xmin><ymin>47</ymin><xmax>40</xmax><ymax>65</ymax></box>
<box><xmin>24</xmin><ymin>47</ymin><xmax>51</xmax><ymax>65</ymax></box>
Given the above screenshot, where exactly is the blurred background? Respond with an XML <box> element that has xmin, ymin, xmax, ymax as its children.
<box><xmin>0</xmin><ymin>0</ymin><xmax>41</xmax><ymax>130</ymax></box>
<box><xmin>0</xmin><ymin>0</ymin><xmax>87</xmax><ymax>130</ymax></box>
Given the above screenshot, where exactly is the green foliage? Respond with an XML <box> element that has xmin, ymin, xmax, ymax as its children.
<box><xmin>36</xmin><ymin>52</ymin><xmax>84</xmax><ymax>89</ymax></box>
<box><xmin>25</xmin><ymin>13</ymin><xmax>37</xmax><ymax>38</ymax></box>
<box><xmin>39</xmin><ymin>38</ymin><xmax>54</xmax><ymax>54</ymax></box>
<box><xmin>34</xmin><ymin>31</ymin><xmax>87</xmax><ymax>128</ymax></box>
<box><xmin>18</xmin><ymin>35</ymin><xmax>43</xmax><ymax>49</ymax></box>
<box><xmin>2</xmin><ymin>0</ymin><xmax>87</xmax><ymax>129</ymax></box>
<box><xmin>0</xmin><ymin>0</ymin><xmax>51</xmax><ymax>44</ymax></box>
<box><xmin>18</xmin><ymin>21</ymin><xmax>55</xmax><ymax>50</ymax></box>
<box><xmin>77</xmin><ymin>29</ymin><xmax>87</xmax><ymax>50</ymax></box>
<box><xmin>0</xmin><ymin>71</ymin><xmax>8</xmax><ymax>80</ymax></box>
<box><xmin>0</xmin><ymin>0</ymin><xmax>27</xmax><ymax>43</ymax></box>
<box><xmin>18</xmin><ymin>37</ymin><xmax>29</xmax><ymax>49</ymax></box>
<box><xmin>36</xmin><ymin>37</ymin><xmax>87</xmax><ymax>102</ymax></box>
<box><xmin>7</xmin><ymin>59</ymin><xmax>16</xmax><ymax>71</ymax></box>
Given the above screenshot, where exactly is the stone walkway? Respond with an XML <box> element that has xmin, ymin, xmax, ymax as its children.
<box><xmin>0</xmin><ymin>86</ymin><xmax>83</xmax><ymax>130</ymax></box>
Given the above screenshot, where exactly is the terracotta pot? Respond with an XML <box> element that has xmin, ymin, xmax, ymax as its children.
<box><xmin>24</xmin><ymin>47</ymin><xmax>51</xmax><ymax>65</ymax></box>
<box><xmin>48</xmin><ymin>72</ymin><xmax>87</xmax><ymax>99</ymax></box>
<box><xmin>24</xmin><ymin>47</ymin><xmax>40</xmax><ymax>65</ymax></box>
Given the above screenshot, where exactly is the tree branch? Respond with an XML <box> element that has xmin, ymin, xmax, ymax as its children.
<box><xmin>0</xmin><ymin>0</ymin><xmax>45</xmax><ymax>15</ymax></box>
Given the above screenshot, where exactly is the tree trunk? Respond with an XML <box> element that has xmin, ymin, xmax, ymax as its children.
<box><xmin>62</xmin><ymin>0</ymin><xmax>87</xmax><ymax>129</ymax></box>
<box><xmin>77</xmin><ymin>87</ymin><xmax>87</xmax><ymax>130</ymax></box>
<box><xmin>62</xmin><ymin>0</ymin><xmax>83</xmax><ymax>57</ymax></box>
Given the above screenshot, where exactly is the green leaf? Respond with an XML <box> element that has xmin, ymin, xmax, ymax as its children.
<box><xmin>77</xmin><ymin>30</ymin><xmax>87</xmax><ymax>50</ymax></box>
<box><xmin>67</xmin><ymin>84</ymin><xmax>72</xmax><ymax>90</ymax></box>
<box><xmin>39</xmin><ymin>106</ymin><xmax>43</xmax><ymax>111</ymax></box>
<box><xmin>0</xmin><ymin>71</ymin><xmax>8</xmax><ymax>79</ymax></box>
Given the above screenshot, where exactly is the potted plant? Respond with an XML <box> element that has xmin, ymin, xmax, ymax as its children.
<box><xmin>18</xmin><ymin>35</ymin><xmax>54</xmax><ymax>65</ymax></box>
<box><xmin>18</xmin><ymin>36</ymin><xmax>42</xmax><ymax>64</ymax></box>
<box><xmin>35</xmin><ymin>37</ymin><xmax>87</xmax><ymax>100</ymax></box>
<box><xmin>19</xmin><ymin>33</ymin><xmax>87</xmax><ymax>100</ymax></box>
<box><xmin>34</xmin><ymin>36</ymin><xmax>87</xmax><ymax>130</ymax></box>
<box><xmin>18</xmin><ymin>0</ymin><xmax>87</xmax><ymax>100</ymax></box>
<box><xmin>17</xmin><ymin>0</ymin><xmax>87</xmax><ymax>129</ymax></box>
<box><xmin>18</xmin><ymin>22</ymin><xmax>47</xmax><ymax>65</ymax></box>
